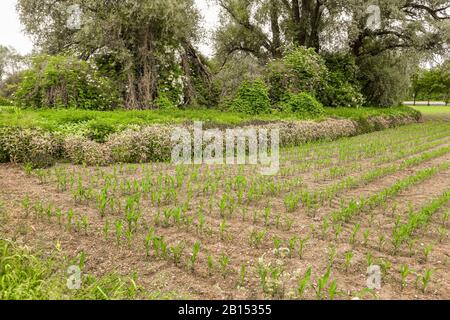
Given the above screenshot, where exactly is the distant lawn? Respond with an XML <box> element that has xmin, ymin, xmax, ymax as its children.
<box><xmin>412</xmin><ymin>105</ymin><xmax>450</xmax><ymax>114</ymax></box>
<box><xmin>412</xmin><ymin>106</ymin><xmax>450</xmax><ymax>121</ymax></box>
<box><xmin>0</xmin><ymin>105</ymin><xmax>420</xmax><ymax>131</ymax></box>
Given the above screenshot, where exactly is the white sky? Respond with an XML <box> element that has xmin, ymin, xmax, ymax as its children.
<box><xmin>0</xmin><ymin>0</ymin><xmax>220</xmax><ymax>56</ymax></box>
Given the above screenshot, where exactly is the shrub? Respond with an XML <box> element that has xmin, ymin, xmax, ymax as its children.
<box><xmin>15</xmin><ymin>55</ymin><xmax>120</xmax><ymax>110</ymax></box>
<box><xmin>230</xmin><ymin>79</ymin><xmax>271</xmax><ymax>115</ymax></box>
<box><xmin>0</xmin><ymin>97</ymin><xmax>12</xmax><ymax>106</ymax></box>
<box><xmin>0</xmin><ymin>128</ymin><xmax>61</xmax><ymax>168</ymax></box>
<box><xmin>266</xmin><ymin>47</ymin><xmax>328</xmax><ymax>103</ymax></box>
<box><xmin>86</xmin><ymin>121</ymin><xmax>116</xmax><ymax>143</ymax></box>
<box><xmin>320</xmin><ymin>82</ymin><xmax>365</xmax><ymax>108</ymax></box>
<box><xmin>107</xmin><ymin>125</ymin><xmax>174</xmax><ymax>163</ymax></box>
<box><xmin>154</xmin><ymin>93</ymin><xmax>178</xmax><ymax>110</ymax></box>
<box><xmin>63</xmin><ymin>136</ymin><xmax>111</xmax><ymax>166</ymax></box>
<box><xmin>319</xmin><ymin>53</ymin><xmax>365</xmax><ymax>108</ymax></box>
<box><xmin>280</xmin><ymin>92</ymin><xmax>325</xmax><ymax>116</ymax></box>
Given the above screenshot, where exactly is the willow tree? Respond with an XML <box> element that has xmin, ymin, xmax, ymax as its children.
<box><xmin>17</xmin><ymin>0</ymin><xmax>211</xmax><ymax>109</ymax></box>
<box><xmin>214</xmin><ymin>0</ymin><xmax>449</xmax><ymax>106</ymax></box>
<box><xmin>215</xmin><ymin>0</ymin><xmax>449</xmax><ymax>58</ymax></box>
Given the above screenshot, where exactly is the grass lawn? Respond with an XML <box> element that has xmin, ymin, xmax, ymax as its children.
<box><xmin>0</xmin><ymin>105</ymin><xmax>420</xmax><ymax>130</ymax></box>
<box><xmin>411</xmin><ymin>105</ymin><xmax>450</xmax><ymax>121</ymax></box>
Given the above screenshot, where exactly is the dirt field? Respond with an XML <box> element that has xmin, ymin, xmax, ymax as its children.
<box><xmin>1</xmin><ymin>117</ymin><xmax>449</xmax><ymax>300</ymax></box>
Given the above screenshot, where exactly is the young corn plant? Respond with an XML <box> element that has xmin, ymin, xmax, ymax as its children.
<box><xmin>170</xmin><ymin>242</ymin><xmax>185</xmax><ymax>266</ymax></box>
<box><xmin>67</xmin><ymin>208</ymin><xmax>74</xmax><ymax>232</ymax></box>
<box><xmin>363</xmin><ymin>229</ymin><xmax>370</xmax><ymax>247</ymax></box>
<box><xmin>344</xmin><ymin>251</ymin><xmax>353</xmax><ymax>272</ymax></box>
<box><xmin>298</xmin><ymin>237</ymin><xmax>308</xmax><ymax>260</ymax></box>
<box><xmin>21</xmin><ymin>195</ymin><xmax>31</xmax><ymax>218</ymax></box>
<box><xmin>417</xmin><ymin>268</ymin><xmax>433</xmax><ymax>293</ymax></box>
<box><xmin>115</xmin><ymin>219</ymin><xmax>124</xmax><ymax>246</ymax></box>
<box><xmin>422</xmin><ymin>243</ymin><xmax>433</xmax><ymax>262</ymax></box>
<box><xmin>249</xmin><ymin>229</ymin><xmax>267</xmax><ymax>249</ymax></box>
<box><xmin>399</xmin><ymin>264</ymin><xmax>410</xmax><ymax>290</ymax></box>
<box><xmin>207</xmin><ymin>254</ymin><xmax>215</xmax><ymax>276</ymax></box>
<box><xmin>190</xmin><ymin>241</ymin><xmax>201</xmax><ymax>271</ymax></box>
<box><xmin>297</xmin><ymin>267</ymin><xmax>312</xmax><ymax>300</ymax></box>
<box><xmin>103</xmin><ymin>220</ymin><xmax>110</xmax><ymax>239</ymax></box>
<box><xmin>349</xmin><ymin>223</ymin><xmax>360</xmax><ymax>246</ymax></box>
<box><xmin>144</xmin><ymin>228</ymin><xmax>155</xmax><ymax>257</ymax></box>
<box><xmin>288</xmin><ymin>236</ymin><xmax>298</xmax><ymax>258</ymax></box>
<box><xmin>219</xmin><ymin>253</ymin><xmax>230</xmax><ymax>278</ymax></box>
<box><xmin>314</xmin><ymin>268</ymin><xmax>331</xmax><ymax>300</ymax></box>
<box><xmin>239</xmin><ymin>264</ymin><xmax>247</xmax><ymax>288</ymax></box>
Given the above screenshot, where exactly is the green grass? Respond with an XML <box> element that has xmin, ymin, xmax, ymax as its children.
<box><xmin>0</xmin><ymin>239</ymin><xmax>183</xmax><ymax>300</ymax></box>
<box><xmin>412</xmin><ymin>105</ymin><xmax>450</xmax><ymax>115</ymax></box>
<box><xmin>0</xmin><ymin>105</ymin><xmax>420</xmax><ymax>131</ymax></box>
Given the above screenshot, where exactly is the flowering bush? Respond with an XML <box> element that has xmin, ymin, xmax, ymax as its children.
<box><xmin>0</xmin><ymin>113</ymin><xmax>419</xmax><ymax>168</ymax></box>
<box><xmin>107</xmin><ymin>125</ymin><xmax>174</xmax><ymax>163</ymax></box>
<box><xmin>0</xmin><ymin>128</ymin><xmax>61</xmax><ymax>168</ymax></box>
<box><xmin>64</xmin><ymin>136</ymin><xmax>111</xmax><ymax>166</ymax></box>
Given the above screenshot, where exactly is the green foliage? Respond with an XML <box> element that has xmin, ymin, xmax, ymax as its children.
<box><xmin>15</xmin><ymin>55</ymin><xmax>120</xmax><ymax>110</ymax></box>
<box><xmin>266</xmin><ymin>47</ymin><xmax>328</xmax><ymax>103</ymax></box>
<box><xmin>412</xmin><ymin>63</ymin><xmax>450</xmax><ymax>103</ymax></box>
<box><xmin>279</xmin><ymin>92</ymin><xmax>325</xmax><ymax>116</ymax></box>
<box><xmin>320</xmin><ymin>54</ymin><xmax>365</xmax><ymax>108</ymax></box>
<box><xmin>0</xmin><ymin>239</ymin><xmax>155</xmax><ymax>300</ymax></box>
<box><xmin>230</xmin><ymin>79</ymin><xmax>271</xmax><ymax>115</ymax></box>
<box><xmin>154</xmin><ymin>93</ymin><xmax>178</xmax><ymax>110</ymax></box>
<box><xmin>358</xmin><ymin>53</ymin><xmax>415</xmax><ymax>107</ymax></box>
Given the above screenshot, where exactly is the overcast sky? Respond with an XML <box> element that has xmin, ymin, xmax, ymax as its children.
<box><xmin>0</xmin><ymin>0</ymin><xmax>220</xmax><ymax>56</ymax></box>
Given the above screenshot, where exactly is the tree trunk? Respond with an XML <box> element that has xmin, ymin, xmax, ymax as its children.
<box><xmin>270</xmin><ymin>0</ymin><xmax>282</xmax><ymax>58</ymax></box>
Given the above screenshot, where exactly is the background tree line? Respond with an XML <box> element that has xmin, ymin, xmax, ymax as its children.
<box><xmin>0</xmin><ymin>0</ymin><xmax>448</xmax><ymax>113</ymax></box>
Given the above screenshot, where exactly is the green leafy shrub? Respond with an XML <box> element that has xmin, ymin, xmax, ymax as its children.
<box><xmin>86</xmin><ymin>121</ymin><xmax>116</xmax><ymax>143</ymax></box>
<box><xmin>154</xmin><ymin>93</ymin><xmax>178</xmax><ymax>110</ymax></box>
<box><xmin>319</xmin><ymin>53</ymin><xmax>365</xmax><ymax>108</ymax></box>
<box><xmin>230</xmin><ymin>79</ymin><xmax>271</xmax><ymax>115</ymax></box>
<box><xmin>280</xmin><ymin>92</ymin><xmax>325</xmax><ymax>116</ymax></box>
<box><xmin>0</xmin><ymin>97</ymin><xmax>13</xmax><ymax>106</ymax></box>
<box><xmin>266</xmin><ymin>47</ymin><xmax>328</xmax><ymax>103</ymax></box>
<box><xmin>320</xmin><ymin>82</ymin><xmax>365</xmax><ymax>108</ymax></box>
<box><xmin>15</xmin><ymin>55</ymin><xmax>120</xmax><ymax>110</ymax></box>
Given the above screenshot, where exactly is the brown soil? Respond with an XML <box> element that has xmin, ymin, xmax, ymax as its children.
<box><xmin>0</xmin><ymin>121</ymin><xmax>449</xmax><ymax>300</ymax></box>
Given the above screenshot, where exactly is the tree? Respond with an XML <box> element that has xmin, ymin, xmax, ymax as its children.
<box><xmin>0</xmin><ymin>46</ymin><xmax>24</xmax><ymax>80</ymax></box>
<box><xmin>17</xmin><ymin>0</ymin><xmax>211</xmax><ymax>109</ymax></box>
<box><xmin>214</xmin><ymin>0</ymin><xmax>329</xmax><ymax>61</ymax></box>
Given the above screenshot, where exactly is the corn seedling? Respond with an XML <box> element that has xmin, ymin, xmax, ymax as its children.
<box><xmin>219</xmin><ymin>253</ymin><xmax>230</xmax><ymax>278</ymax></box>
<box><xmin>297</xmin><ymin>267</ymin><xmax>311</xmax><ymax>299</ymax></box>
<box><xmin>314</xmin><ymin>268</ymin><xmax>331</xmax><ymax>300</ymax></box>
<box><xmin>298</xmin><ymin>237</ymin><xmax>308</xmax><ymax>260</ymax></box>
<box><xmin>207</xmin><ymin>254</ymin><xmax>215</xmax><ymax>275</ymax></box>
<box><xmin>170</xmin><ymin>242</ymin><xmax>185</xmax><ymax>266</ymax></box>
<box><xmin>239</xmin><ymin>265</ymin><xmax>246</xmax><ymax>287</ymax></box>
<box><xmin>399</xmin><ymin>264</ymin><xmax>410</xmax><ymax>290</ymax></box>
<box><xmin>349</xmin><ymin>223</ymin><xmax>360</xmax><ymax>246</ymax></box>
<box><xmin>418</xmin><ymin>268</ymin><xmax>433</xmax><ymax>293</ymax></box>
<box><xmin>190</xmin><ymin>241</ymin><xmax>201</xmax><ymax>271</ymax></box>
<box><xmin>344</xmin><ymin>251</ymin><xmax>353</xmax><ymax>272</ymax></box>
<box><xmin>422</xmin><ymin>243</ymin><xmax>433</xmax><ymax>262</ymax></box>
